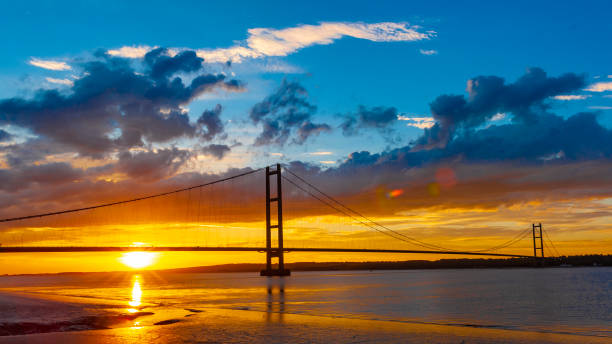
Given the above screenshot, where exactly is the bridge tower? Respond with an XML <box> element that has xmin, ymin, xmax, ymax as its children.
<box><xmin>532</xmin><ymin>223</ymin><xmax>544</xmax><ymax>259</ymax></box>
<box><xmin>261</xmin><ymin>164</ymin><xmax>291</xmax><ymax>276</ymax></box>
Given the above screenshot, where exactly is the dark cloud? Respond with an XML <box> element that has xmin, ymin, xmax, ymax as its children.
<box><xmin>201</xmin><ymin>144</ymin><xmax>231</xmax><ymax>160</ymax></box>
<box><xmin>0</xmin><ymin>162</ymin><xmax>84</xmax><ymax>192</ymax></box>
<box><xmin>0</xmin><ymin>138</ymin><xmax>74</xmax><ymax>168</ymax></box>
<box><xmin>197</xmin><ymin>104</ymin><xmax>226</xmax><ymax>141</ymax></box>
<box><xmin>279</xmin><ymin>69</ymin><xmax>612</xmax><ymax>215</ymax></box>
<box><xmin>295</xmin><ymin>122</ymin><xmax>331</xmax><ymax>144</ymax></box>
<box><xmin>340</xmin><ymin>105</ymin><xmax>398</xmax><ymax>136</ymax></box>
<box><xmin>144</xmin><ymin>48</ymin><xmax>204</xmax><ymax>80</ymax></box>
<box><xmin>417</xmin><ymin>67</ymin><xmax>586</xmax><ymax>149</ymax></box>
<box><xmin>116</xmin><ymin>148</ymin><xmax>191</xmax><ymax>181</ymax></box>
<box><xmin>0</xmin><ymin>129</ymin><xmax>11</xmax><ymax>142</ymax></box>
<box><xmin>333</xmin><ymin>111</ymin><xmax>612</xmax><ymax>172</ymax></box>
<box><xmin>0</xmin><ymin>51</ymin><xmax>243</xmax><ymax>158</ymax></box>
<box><xmin>250</xmin><ymin>80</ymin><xmax>329</xmax><ymax>146</ymax></box>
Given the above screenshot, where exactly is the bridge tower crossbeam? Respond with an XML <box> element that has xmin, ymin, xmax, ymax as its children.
<box><xmin>532</xmin><ymin>223</ymin><xmax>544</xmax><ymax>259</ymax></box>
<box><xmin>260</xmin><ymin>164</ymin><xmax>290</xmax><ymax>276</ymax></box>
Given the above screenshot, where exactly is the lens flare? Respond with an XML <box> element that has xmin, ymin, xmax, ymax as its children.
<box><xmin>387</xmin><ymin>189</ymin><xmax>404</xmax><ymax>198</ymax></box>
<box><xmin>120</xmin><ymin>252</ymin><xmax>157</xmax><ymax>269</ymax></box>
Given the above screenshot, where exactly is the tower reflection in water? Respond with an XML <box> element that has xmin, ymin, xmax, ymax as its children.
<box><xmin>266</xmin><ymin>277</ymin><xmax>286</xmax><ymax>323</ymax></box>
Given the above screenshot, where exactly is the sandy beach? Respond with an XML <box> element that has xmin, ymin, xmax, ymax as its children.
<box><xmin>1</xmin><ymin>305</ymin><xmax>610</xmax><ymax>344</ymax></box>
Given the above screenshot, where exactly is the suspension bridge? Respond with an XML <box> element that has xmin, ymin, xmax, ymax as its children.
<box><xmin>0</xmin><ymin>164</ymin><xmax>558</xmax><ymax>276</ymax></box>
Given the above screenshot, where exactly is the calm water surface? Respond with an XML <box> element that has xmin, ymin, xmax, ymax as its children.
<box><xmin>0</xmin><ymin>268</ymin><xmax>610</xmax><ymax>337</ymax></box>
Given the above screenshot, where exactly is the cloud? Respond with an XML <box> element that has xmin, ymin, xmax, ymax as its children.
<box><xmin>201</xmin><ymin>144</ymin><xmax>231</xmax><ymax>160</ymax></box>
<box><xmin>28</xmin><ymin>58</ymin><xmax>71</xmax><ymax>71</ymax></box>
<box><xmin>416</xmin><ymin>67</ymin><xmax>586</xmax><ymax>149</ymax></box>
<box><xmin>109</xmin><ymin>22</ymin><xmax>433</xmax><ymax>63</ymax></box>
<box><xmin>589</xmin><ymin>106</ymin><xmax>612</xmax><ymax>110</ymax></box>
<box><xmin>272</xmin><ymin>68</ymin><xmax>612</xmax><ymax>217</ymax></box>
<box><xmin>553</xmin><ymin>94</ymin><xmax>590</xmax><ymax>100</ymax></box>
<box><xmin>295</xmin><ymin>122</ymin><xmax>331</xmax><ymax>144</ymax></box>
<box><xmin>0</xmin><ymin>51</ymin><xmax>243</xmax><ymax>157</ymax></box>
<box><xmin>45</xmin><ymin>77</ymin><xmax>74</xmax><ymax>86</ymax></box>
<box><xmin>116</xmin><ymin>148</ymin><xmax>191</xmax><ymax>181</ymax></box>
<box><xmin>397</xmin><ymin>115</ymin><xmax>435</xmax><ymax>129</ymax></box>
<box><xmin>419</xmin><ymin>49</ymin><xmax>438</xmax><ymax>55</ymax></box>
<box><xmin>341</xmin><ymin>105</ymin><xmax>399</xmax><ymax>136</ymax></box>
<box><xmin>0</xmin><ymin>129</ymin><xmax>12</xmax><ymax>142</ymax></box>
<box><xmin>585</xmin><ymin>81</ymin><xmax>612</xmax><ymax>92</ymax></box>
<box><xmin>144</xmin><ymin>48</ymin><xmax>203</xmax><ymax>80</ymax></box>
<box><xmin>308</xmin><ymin>151</ymin><xmax>333</xmax><ymax>156</ymax></box>
<box><xmin>242</xmin><ymin>22</ymin><xmax>431</xmax><ymax>58</ymax></box>
<box><xmin>0</xmin><ymin>162</ymin><xmax>84</xmax><ymax>192</ymax></box>
<box><xmin>197</xmin><ymin>104</ymin><xmax>226</xmax><ymax>141</ymax></box>
<box><xmin>490</xmin><ymin>113</ymin><xmax>506</xmax><ymax>121</ymax></box>
<box><xmin>250</xmin><ymin>79</ymin><xmax>329</xmax><ymax>146</ymax></box>
<box><xmin>107</xmin><ymin>45</ymin><xmax>155</xmax><ymax>58</ymax></box>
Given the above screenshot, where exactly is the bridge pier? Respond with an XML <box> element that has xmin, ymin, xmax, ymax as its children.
<box><xmin>261</xmin><ymin>164</ymin><xmax>291</xmax><ymax>277</ymax></box>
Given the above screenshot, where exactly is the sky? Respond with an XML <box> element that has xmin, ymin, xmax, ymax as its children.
<box><xmin>1</xmin><ymin>1</ymin><xmax>612</xmax><ymax>273</ymax></box>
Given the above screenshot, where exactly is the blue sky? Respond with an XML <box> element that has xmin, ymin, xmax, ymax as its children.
<box><xmin>2</xmin><ymin>1</ymin><xmax>611</xmax><ymax>155</ymax></box>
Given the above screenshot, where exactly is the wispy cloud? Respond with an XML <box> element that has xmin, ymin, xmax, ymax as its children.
<box><xmin>585</xmin><ymin>81</ymin><xmax>612</xmax><ymax>92</ymax></box>
<box><xmin>553</xmin><ymin>94</ymin><xmax>591</xmax><ymax>100</ymax></box>
<box><xmin>419</xmin><ymin>49</ymin><xmax>438</xmax><ymax>55</ymax></box>
<box><xmin>308</xmin><ymin>151</ymin><xmax>333</xmax><ymax>156</ymax></box>
<box><xmin>29</xmin><ymin>58</ymin><xmax>71</xmax><ymax>71</ymax></box>
<box><xmin>588</xmin><ymin>106</ymin><xmax>612</xmax><ymax>110</ymax></box>
<box><xmin>319</xmin><ymin>160</ymin><xmax>336</xmax><ymax>164</ymax></box>
<box><xmin>108</xmin><ymin>22</ymin><xmax>434</xmax><ymax>63</ymax></box>
<box><xmin>107</xmin><ymin>45</ymin><xmax>156</xmax><ymax>58</ymax></box>
<box><xmin>45</xmin><ymin>77</ymin><xmax>74</xmax><ymax>86</ymax></box>
<box><xmin>491</xmin><ymin>113</ymin><xmax>506</xmax><ymax>121</ymax></box>
<box><xmin>397</xmin><ymin>115</ymin><xmax>435</xmax><ymax>129</ymax></box>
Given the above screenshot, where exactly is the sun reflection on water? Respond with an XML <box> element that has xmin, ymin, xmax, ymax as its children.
<box><xmin>127</xmin><ymin>274</ymin><xmax>142</xmax><ymax>313</ymax></box>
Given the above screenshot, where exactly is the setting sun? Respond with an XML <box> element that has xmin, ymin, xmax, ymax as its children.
<box><xmin>119</xmin><ymin>252</ymin><xmax>157</xmax><ymax>269</ymax></box>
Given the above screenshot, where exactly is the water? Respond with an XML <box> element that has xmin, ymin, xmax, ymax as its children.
<box><xmin>0</xmin><ymin>268</ymin><xmax>610</xmax><ymax>338</ymax></box>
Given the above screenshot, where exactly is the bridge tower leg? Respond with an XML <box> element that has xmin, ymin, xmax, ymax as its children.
<box><xmin>532</xmin><ymin>223</ymin><xmax>544</xmax><ymax>265</ymax></box>
<box><xmin>260</xmin><ymin>164</ymin><xmax>290</xmax><ymax>276</ymax></box>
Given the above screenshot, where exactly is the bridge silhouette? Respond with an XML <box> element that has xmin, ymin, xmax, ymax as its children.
<box><xmin>0</xmin><ymin>164</ymin><xmax>555</xmax><ymax>276</ymax></box>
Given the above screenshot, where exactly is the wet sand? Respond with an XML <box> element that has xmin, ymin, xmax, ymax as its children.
<box><xmin>1</xmin><ymin>306</ymin><xmax>610</xmax><ymax>344</ymax></box>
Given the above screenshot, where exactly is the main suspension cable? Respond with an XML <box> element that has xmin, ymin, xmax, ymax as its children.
<box><xmin>284</xmin><ymin>167</ymin><xmax>531</xmax><ymax>253</ymax></box>
<box><xmin>0</xmin><ymin>168</ymin><xmax>263</xmax><ymax>223</ymax></box>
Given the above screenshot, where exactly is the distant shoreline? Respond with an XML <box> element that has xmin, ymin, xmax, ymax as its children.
<box><xmin>2</xmin><ymin>254</ymin><xmax>610</xmax><ymax>277</ymax></box>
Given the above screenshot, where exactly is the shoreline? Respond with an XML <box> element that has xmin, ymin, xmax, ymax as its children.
<box><xmin>0</xmin><ymin>304</ymin><xmax>610</xmax><ymax>344</ymax></box>
<box><xmin>1</xmin><ymin>254</ymin><xmax>610</xmax><ymax>277</ymax></box>
<box><xmin>0</xmin><ymin>287</ymin><xmax>610</xmax><ymax>341</ymax></box>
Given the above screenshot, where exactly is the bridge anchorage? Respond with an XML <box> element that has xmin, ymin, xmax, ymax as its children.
<box><xmin>261</xmin><ymin>164</ymin><xmax>290</xmax><ymax>277</ymax></box>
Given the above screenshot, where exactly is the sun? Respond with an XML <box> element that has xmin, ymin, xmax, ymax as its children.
<box><xmin>119</xmin><ymin>252</ymin><xmax>157</xmax><ymax>269</ymax></box>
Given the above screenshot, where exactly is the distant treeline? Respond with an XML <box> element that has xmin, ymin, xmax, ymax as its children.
<box><xmin>4</xmin><ymin>255</ymin><xmax>610</xmax><ymax>277</ymax></box>
<box><xmin>161</xmin><ymin>255</ymin><xmax>612</xmax><ymax>274</ymax></box>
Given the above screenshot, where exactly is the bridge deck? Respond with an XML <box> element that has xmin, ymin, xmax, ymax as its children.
<box><xmin>0</xmin><ymin>246</ymin><xmax>530</xmax><ymax>258</ymax></box>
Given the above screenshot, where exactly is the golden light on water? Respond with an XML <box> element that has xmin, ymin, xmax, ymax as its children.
<box><xmin>120</xmin><ymin>252</ymin><xmax>157</xmax><ymax>269</ymax></box>
<box><xmin>128</xmin><ymin>275</ymin><xmax>142</xmax><ymax>313</ymax></box>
